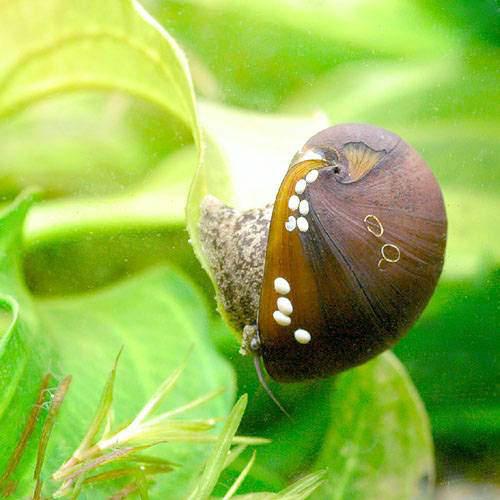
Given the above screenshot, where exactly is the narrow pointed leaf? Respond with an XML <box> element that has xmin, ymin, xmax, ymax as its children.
<box><xmin>223</xmin><ymin>450</ymin><xmax>256</xmax><ymax>500</ymax></box>
<box><xmin>187</xmin><ymin>395</ymin><xmax>248</xmax><ymax>500</ymax></box>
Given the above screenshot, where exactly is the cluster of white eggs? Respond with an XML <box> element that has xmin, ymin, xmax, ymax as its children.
<box><xmin>284</xmin><ymin>169</ymin><xmax>319</xmax><ymax>233</ymax></box>
<box><xmin>272</xmin><ymin>277</ymin><xmax>311</xmax><ymax>344</ymax></box>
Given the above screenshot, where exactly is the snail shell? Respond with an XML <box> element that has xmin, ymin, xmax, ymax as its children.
<box><xmin>200</xmin><ymin>124</ymin><xmax>447</xmax><ymax>383</ymax></box>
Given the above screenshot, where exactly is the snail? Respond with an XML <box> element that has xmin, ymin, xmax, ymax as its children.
<box><xmin>200</xmin><ymin>124</ymin><xmax>447</xmax><ymax>407</ymax></box>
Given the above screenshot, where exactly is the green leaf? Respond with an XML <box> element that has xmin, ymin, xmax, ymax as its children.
<box><xmin>39</xmin><ymin>265</ymin><xmax>236</xmax><ymax>498</ymax></box>
<box><xmin>0</xmin><ymin>193</ymin><xmax>49</xmax><ymax>497</ymax></box>
<box><xmin>0</xmin><ymin>193</ymin><xmax>236</xmax><ymax>498</ymax></box>
<box><xmin>220</xmin><ymin>351</ymin><xmax>433</xmax><ymax>498</ymax></box>
<box><xmin>313</xmin><ymin>353</ymin><xmax>434</xmax><ymax>500</ymax></box>
<box><xmin>395</xmin><ymin>268</ymin><xmax>500</xmax><ymax>457</ymax></box>
<box><xmin>147</xmin><ymin>0</ymin><xmax>455</xmax><ymax>110</ymax></box>
<box><xmin>0</xmin><ymin>0</ymin><xmax>217</xmax><ymax>301</ymax></box>
<box><xmin>23</xmin><ymin>144</ymin><xmax>199</xmax><ymax>250</ymax></box>
<box><xmin>69</xmin><ymin>350</ymin><xmax>123</xmax><ymax>463</ymax></box>
<box><xmin>223</xmin><ymin>450</ymin><xmax>256</xmax><ymax>499</ymax></box>
<box><xmin>33</xmin><ymin>375</ymin><xmax>72</xmax><ymax>498</ymax></box>
<box><xmin>0</xmin><ymin>0</ymin><xmax>197</xmax><ymax>131</ymax></box>
<box><xmin>187</xmin><ymin>394</ymin><xmax>248</xmax><ymax>500</ymax></box>
<box><xmin>230</xmin><ymin>470</ymin><xmax>325</xmax><ymax>500</ymax></box>
<box><xmin>277</xmin><ymin>470</ymin><xmax>326</xmax><ymax>500</ymax></box>
<box><xmin>23</xmin><ymin>222</ymin><xmax>211</xmax><ymax>299</ymax></box>
<box><xmin>0</xmin><ymin>93</ymin><xmax>190</xmax><ymax>200</ymax></box>
<box><xmin>0</xmin><ymin>0</ymin><xmax>203</xmax><ymax>256</ymax></box>
<box><xmin>0</xmin><ymin>0</ymin><xmax>236</xmax><ymax>305</ymax></box>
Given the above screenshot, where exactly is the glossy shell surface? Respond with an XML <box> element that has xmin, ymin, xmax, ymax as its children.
<box><xmin>258</xmin><ymin>124</ymin><xmax>447</xmax><ymax>382</ymax></box>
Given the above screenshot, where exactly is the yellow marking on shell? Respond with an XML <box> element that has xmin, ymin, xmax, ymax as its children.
<box><xmin>377</xmin><ymin>243</ymin><xmax>401</xmax><ymax>270</ymax></box>
<box><xmin>381</xmin><ymin>243</ymin><xmax>401</xmax><ymax>262</ymax></box>
<box><xmin>364</xmin><ymin>214</ymin><xmax>384</xmax><ymax>237</ymax></box>
<box><xmin>377</xmin><ymin>258</ymin><xmax>387</xmax><ymax>271</ymax></box>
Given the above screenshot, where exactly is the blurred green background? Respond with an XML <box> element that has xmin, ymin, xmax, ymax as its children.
<box><xmin>0</xmin><ymin>0</ymin><xmax>498</xmax><ymax>496</ymax></box>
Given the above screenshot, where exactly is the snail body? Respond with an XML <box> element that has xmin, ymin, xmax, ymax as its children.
<box><xmin>200</xmin><ymin>124</ymin><xmax>447</xmax><ymax>384</ymax></box>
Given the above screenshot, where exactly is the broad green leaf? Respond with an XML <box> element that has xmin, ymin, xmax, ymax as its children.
<box><xmin>314</xmin><ymin>353</ymin><xmax>434</xmax><ymax>500</ymax></box>
<box><xmin>0</xmin><ymin>0</ymin><xmax>232</xmax><ymax>304</ymax></box>
<box><xmin>0</xmin><ymin>193</ymin><xmax>237</xmax><ymax>497</ymax></box>
<box><xmin>416</xmin><ymin>0</ymin><xmax>499</xmax><ymax>47</ymax></box>
<box><xmin>395</xmin><ymin>268</ymin><xmax>500</xmax><ymax>456</ymax></box>
<box><xmin>0</xmin><ymin>194</ymin><xmax>49</xmax><ymax>497</ymax></box>
<box><xmin>0</xmin><ymin>92</ymin><xmax>190</xmax><ymax>200</ymax></box>
<box><xmin>0</xmin><ymin>0</ymin><xmax>197</xmax><ymax>132</ymax></box>
<box><xmin>0</xmin><ymin>0</ymin><xmax>215</xmax><ymax>300</ymax></box>
<box><xmin>23</xmin><ymin>223</ymin><xmax>212</xmax><ymax>298</ymax></box>
<box><xmin>147</xmin><ymin>0</ymin><xmax>455</xmax><ymax>110</ymax></box>
<box><xmin>24</xmin><ymin>145</ymin><xmax>198</xmax><ymax>249</ymax></box>
<box><xmin>22</xmin><ymin>145</ymin><xmax>205</xmax><ymax>297</ymax></box>
<box><xmin>0</xmin><ymin>0</ymin><xmax>204</xmax><ymax>259</ymax></box>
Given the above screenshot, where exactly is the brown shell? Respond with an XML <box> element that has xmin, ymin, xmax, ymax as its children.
<box><xmin>258</xmin><ymin>124</ymin><xmax>447</xmax><ymax>382</ymax></box>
